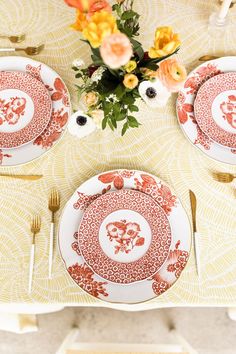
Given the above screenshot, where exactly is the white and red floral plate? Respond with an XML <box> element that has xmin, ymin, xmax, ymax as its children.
<box><xmin>78</xmin><ymin>189</ymin><xmax>172</xmax><ymax>284</ymax></box>
<box><xmin>194</xmin><ymin>72</ymin><xmax>236</xmax><ymax>149</ymax></box>
<box><xmin>0</xmin><ymin>56</ymin><xmax>70</xmax><ymax>166</ymax></box>
<box><xmin>0</xmin><ymin>71</ymin><xmax>52</xmax><ymax>149</ymax></box>
<box><xmin>177</xmin><ymin>56</ymin><xmax>236</xmax><ymax>164</ymax></box>
<box><xmin>58</xmin><ymin>170</ymin><xmax>191</xmax><ymax>304</ymax></box>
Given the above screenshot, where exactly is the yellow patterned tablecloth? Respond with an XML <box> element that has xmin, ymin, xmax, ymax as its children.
<box><xmin>0</xmin><ymin>0</ymin><xmax>236</xmax><ymax>311</ymax></box>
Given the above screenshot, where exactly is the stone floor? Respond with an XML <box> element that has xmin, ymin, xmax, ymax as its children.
<box><xmin>0</xmin><ymin>307</ymin><xmax>235</xmax><ymax>354</ymax></box>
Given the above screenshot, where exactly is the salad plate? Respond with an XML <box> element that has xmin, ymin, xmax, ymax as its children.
<box><xmin>78</xmin><ymin>189</ymin><xmax>172</xmax><ymax>284</ymax></box>
<box><xmin>0</xmin><ymin>71</ymin><xmax>52</xmax><ymax>149</ymax></box>
<box><xmin>177</xmin><ymin>56</ymin><xmax>236</xmax><ymax>164</ymax></box>
<box><xmin>0</xmin><ymin>56</ymin><xmax>70</xmax><ymax>166</ymax></box>
<box><xmin>194</xmin><ymin>72</ymin><xmax>236</xmax><ymax>148</ymax></box>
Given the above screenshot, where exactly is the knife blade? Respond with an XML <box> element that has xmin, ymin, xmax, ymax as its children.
<box><xmin>189</xmin><ymin>190</ymin><xmax>201</xmax><ymax>277</ymax></box>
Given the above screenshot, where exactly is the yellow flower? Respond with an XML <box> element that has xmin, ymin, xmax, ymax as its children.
<box><xmin>71</xmin><ymin>10</ymin><xmax>89</xmax><ymax>32</ymax></box>
<box><xmin>124</xmin><ymin>60</ymin><xmax>137</xmax><ymax>73</ymax></box>
<box><xmin>84</xmin><ymin>91</ymin><xmax>99</xmax><ymax>106</ymax></box>
<box><xmin>123</xmin><ymin>74</ymin><xmax>138</xmax><ymax>89</ymax></box>
<box><xmin>83</xmin><ymin>11</ymin><xmax>118</xmax><ymax>48</ymax></box>
<box><xmin>148</xmin><ymin>26</ymin><xmax>181</xmax><ymax>59</ymax></box>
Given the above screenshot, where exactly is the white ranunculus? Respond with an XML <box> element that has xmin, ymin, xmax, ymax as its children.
<box><xmin>72</xmin><ymin>59</ymin><xmax>85</xmax><ymax>68</ymax></box>
<box><xmin>138</xmin><ymin>79</ymin><xmax>171</xmax><ymax>108</ymax></box>
<box><xmin>68</xmin><ymin>110</ymin><xmax>96</xmax><ymax>138</ymax></box>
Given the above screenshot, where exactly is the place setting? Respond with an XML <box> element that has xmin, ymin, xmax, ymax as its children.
<box><xmin>0</xmin><ymin>33</ymin><xmax>70</xmax><ymax>168</ymax></box>
<box><xmin>0</xmin><ymin>0</ymin><xmax>235</xmax><ymax>310</ymax></box>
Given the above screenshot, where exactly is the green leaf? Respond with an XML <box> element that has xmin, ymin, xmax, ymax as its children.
<box><xmin>114</xmin><ymin>84</ymin><xmax>126</xmax><ymax>99</ymax></box>
<box><xmin>102</xmin><ymin>116</ymin><xmax>108</xmax><ymax>130</ymax></box>
<box><xmin>108</xmin><ymin>119</ymin><xmax>114</xmax><ymax>131</ymax></box>
<box><xmin>122</xmin><ymin>122</ymin><xmax>129</xmax><ymax>136</ymax></box>
<box><xmin>122</xmin><ymin>94</ymin><xmax>135</xmax><ymax>105</ymax></box>
<box><xmin>116</xmin><ymin>112</ymin><xmax>126</xmax><ymax>121</ymax></box>
<box><xmin>110</xmin><ymin>115</ymin><xmax>117</xmax><ymax>128</ymax></box>
<box><xmin>130</xmin><ymin>38</ymin><xmax>144</xmax><ymax>60</ymax></box>
<box><xmin>127</xmin><ymin>116</ymin><xmax>140</xmax><ymax>128</ymax></box>
<box><xmin>143</xmin><ymin>62</ymin><xmax>159</xmax><ymax>71</ymax></box>
<box><xmin>121</xmin><ymin>10</ymin><xmax>137</xmax><ymax>20</ymax></box>
<box><xmin>129</xmin><ymin>105</ymin><xmax>139</xmax><ymax>112</ymax></box>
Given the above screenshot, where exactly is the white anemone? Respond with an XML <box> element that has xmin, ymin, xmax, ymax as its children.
<box><xmin>68</xmin><ymin>110</ymin><xmax>96</xmax><ymax>138</ymax></box>
<box><xmin>138</xmin><ymin>79</ymin><xmax>171</xmax><ymax>108</ymax></box>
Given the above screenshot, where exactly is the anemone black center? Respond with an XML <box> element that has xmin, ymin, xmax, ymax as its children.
<box><xmin>146</xmin><ymin>87</ymin><xmax>157</xmax><ymax>98</ymax></box>
<box><xmin>76</xmin><ymin>116</ymin><xmax>87</xmax><ymax>126</ymax></box>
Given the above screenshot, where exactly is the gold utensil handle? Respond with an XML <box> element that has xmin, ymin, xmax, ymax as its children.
<box><xmin>0</xmin><ymin>174</ymin><xmax>43</xmax><ymax>180</ymax></box>
<box><xmin>199</xmin><ymin>55</ymin><xmax>220</xmax><ymax>61</ymax></box>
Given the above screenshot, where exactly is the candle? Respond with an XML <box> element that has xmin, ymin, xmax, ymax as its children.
<box><xmin>218</xmin><ymin>0</ymin><xmax>232</xmax><ymax>19</ymax></box>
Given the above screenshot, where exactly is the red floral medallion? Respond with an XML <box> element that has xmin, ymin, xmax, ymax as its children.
<box><xmin>0</xmin><ymin>97</ymin><xmax>26</xmax><ymax>126</ymax></box>
<box><xmin>106</xmin><ymin>220</ymin><xmax>144</xmax><ymax>255</ymax></box>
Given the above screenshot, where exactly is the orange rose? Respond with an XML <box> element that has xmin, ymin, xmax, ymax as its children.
<box><xmin>100</xmin><ymin>33</ymin><xmax>133</xmax><ymax>69</ymax></box>
<box><xmin>158</xmin><ymin>57</ymin><xmax>187</xmax><ymax>92</ymax></box>
<box><xmin>64</xmin><ymin>0</ymin><xmax>111</xmax><ymax>15</ymax></box>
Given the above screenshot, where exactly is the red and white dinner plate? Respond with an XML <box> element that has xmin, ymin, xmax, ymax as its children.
<box><xmin>194</xmin><ymin>72</ymin><xmax>236</xmax><ymax>149</ymax></box>
<box><xmin>177</xmin><ymin>56</ymin><xmax>236</xmax><ymax>165</ymax></box>
<box><xmin>0</xmin><ymin>56</ymin><xmax>70</xmax><ymax>166</ymax></box>
<box><xmin>0</xmin><ymin>71</ymin><xmax>52</xmax><ymax>149</ymax></box>
<box><xmin>58</xmin><ymin>170</ymin><xmax>191</xmax><ymax>304</ymax></box>
<box><xmin>78</xmin><ymin>189</ymin><xmax>172</xmax><ymax>284</ymax></box>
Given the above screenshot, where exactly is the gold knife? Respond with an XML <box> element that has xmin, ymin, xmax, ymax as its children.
<box><xmin>189</xmin><ymin>190</ymin><xmax>201</xmax><ymax>277</ymax></box>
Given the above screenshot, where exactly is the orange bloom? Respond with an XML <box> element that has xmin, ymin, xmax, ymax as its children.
<box><xmin>71</xmin><ymin>9</ymin><xmax>89</xmax><ymax>31</ymax></box>
<box><xmin>88</xmin><ymin>0</ymin><xmax>111</xmax><ymax>17</ymax></box>
<box><xmin>158</xmin><ymin>57</ymin><xmax>187</xmax><ymax>92</ymax></box>
<box><xmin>100</xmin><ymin>33</ymin><xmax>133</xmax><ymax>69</ymax></box>
<box><xmin>64</xmin><ymin>0</ymin><xmax>111</xmax><ymax>15</ymax></box>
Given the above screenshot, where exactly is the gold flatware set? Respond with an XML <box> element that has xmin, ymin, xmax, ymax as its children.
<box><xmin>0</xmin><ymin>33</ymin><xmax>44</xmax><ymax>55</ymax></box>
<box><xmin>28</xmin><ymin>188</ymin><xmax>61</xmax><ymax>293</ymax></box>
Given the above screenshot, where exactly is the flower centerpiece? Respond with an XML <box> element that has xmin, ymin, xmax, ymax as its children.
<box><xmin>65</xmin><ymin>0</ymin><xmax>187</xmax><ymax>136</ymax></box>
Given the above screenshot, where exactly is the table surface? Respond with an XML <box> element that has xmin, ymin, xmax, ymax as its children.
<box><xmin>0</xmin><ymin>0</ymin><xmax>236</xmax><ymax>311</ymax></box>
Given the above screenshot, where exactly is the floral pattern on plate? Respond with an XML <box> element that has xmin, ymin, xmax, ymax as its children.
<box><xmin>177</xmin><ymin>57</ymin><xmax>236</xmax><ymax>164</ymax></box>
<box><xmin>0</xmin><ymin>56</ymin><xmax>70</xmax><ymax>166</ymax></box>
<box><xmin>0</xmin><ymin>71</ymin><xmax>52</xmax><ymax>149</ymax></box>
<box><xmin>58</xmin><ymin>170</ymin><xmax>191</xmax><ymax>304</ymax></box>
<box><xmin>78</xmin><ymin>189</ymin><xmax>172</xmax><ymax>284</ymax></box>
<box><xmin>194</xmin><ymin>72</ymin><xmax>236</xmax><ymax>148</ymax></box>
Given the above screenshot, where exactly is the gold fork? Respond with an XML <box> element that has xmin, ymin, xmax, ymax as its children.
<box><xmin>212</xmin><ymin>172</ymin><xmax>236</xmax><ymax>183</ymax></box>
<box><xmin>28</xmin><ymin>215</ymin><xmax>41</xmax><ymax>294</ymax></box>
<box><xmin>0</xmin><ymin>44</ymin><xmax>44</xmax><ymax>55</ymax></box>
<box><xmin>0</xmin><ymin>34</ymin><xmax>26</xmax><ymax>43</ymax></box>
<box><xmin>48</xmin><ymin>188</ymin><xmax>60</xmax><ymax>279</ymax></box>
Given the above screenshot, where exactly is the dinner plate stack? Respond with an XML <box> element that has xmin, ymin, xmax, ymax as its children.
<box><xmin>0</xmin><ymin>56</ymin><xmax>70</xmax><ymax>166</ymax></box>
<box><xmin>177</xmin><ymin>56</ymin><xmax>236</xmax><ymax>165</ymax></box>
<box><xmin>58</xmin><ymin>170</ymin><xmax>191</xmax><ymax>304</ymax></box>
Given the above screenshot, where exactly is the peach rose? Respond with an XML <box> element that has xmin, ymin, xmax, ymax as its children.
<box><xmin>158</xmin><ymin>57</ymin><xmax>187</xmax><ymax>92</ymax></box>
<box><xmin>84</xmin><ymin>91</ymin><xmax>99</xmax><ymax>106</ymax></box>
<box><xmin>100</xmin><ymin>33</ymin><xmax>133</xmax><ymax>69</ymax></box>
